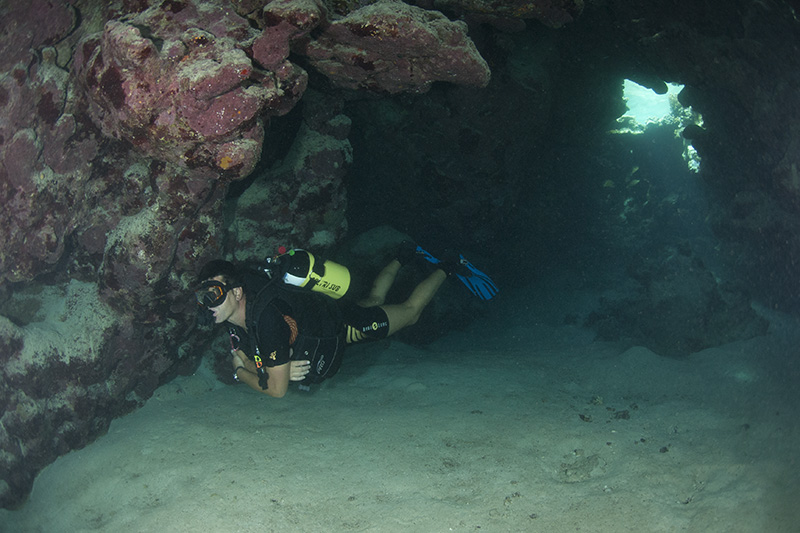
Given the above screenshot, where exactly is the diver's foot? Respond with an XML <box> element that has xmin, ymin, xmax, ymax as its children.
<box><xmin>395</xmin><ymin>240</ymin><xmax>424</xmax><ymax>266</ymax></box>
<box><xmin>431</xmin><ymin>250</ymin><xmax>499</xmax><ymax>300</ymax></box>
<box><xmin>429</xmin><ymin>249</ymin><xmax>462</xmax><ymax>277</ymax></box>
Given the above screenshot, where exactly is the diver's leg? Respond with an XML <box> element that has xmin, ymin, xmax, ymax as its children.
<box><xmin>381</xmin><ymin>269</ymin><xmax>447</xmax><ymax>336</ymax></box>
<box><xmin>357</xmin><ymin>259</ymin><xmax>402</xmax><ymax>308</ymax></box>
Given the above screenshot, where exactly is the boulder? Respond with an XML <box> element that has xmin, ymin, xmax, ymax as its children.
<box><xmin>587</xmin><ymin>246</ymin><xmax>769</xmax><ymax>357</ymax></box>
<box><xmin>73</xmin><ymin>0</ymin><xmax>308</xmax><ymax>177</ymax></box>
<box><xmin>295</xmin><ymin>0</ymin><xmax>491</xmax><ymax>94</ymax></box>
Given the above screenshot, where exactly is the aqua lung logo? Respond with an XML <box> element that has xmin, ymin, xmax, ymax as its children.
<box><xmin>364</xmin><ymin>320</ymin><xmax>387</xmax><ymax>333</ymax></box>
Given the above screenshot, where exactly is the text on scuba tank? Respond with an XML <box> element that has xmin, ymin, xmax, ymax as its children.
<box><xmin>317</xmin><ymin>280</ymin><xmax>342</xmax><ymax>292</ymax></box>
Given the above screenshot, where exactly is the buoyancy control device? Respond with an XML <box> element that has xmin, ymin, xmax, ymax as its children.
<box><xmin>243</xmin><ymin>249</ymin><xmax>351</xmax><ymax>388</ymax></box>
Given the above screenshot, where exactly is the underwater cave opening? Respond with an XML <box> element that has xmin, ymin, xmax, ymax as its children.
<box><xmin>613</xmin><ymin>79</ymin><xmax>703</xmax><ymax>174</ymax></box>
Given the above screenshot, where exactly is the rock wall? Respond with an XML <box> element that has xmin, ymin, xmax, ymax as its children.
<box><xmin>0</xmin><ymin>0</ymin><xmax>499</xmax><ymax>508</ymax></box>
<box><xmin>230</xmin><ymin>90</ymin><xmax>352</xmax><ymax>260</ymax></box>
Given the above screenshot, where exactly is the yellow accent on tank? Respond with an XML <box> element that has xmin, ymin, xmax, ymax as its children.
<box><xmin>297</xmin><ymin>250</ymin><xmax>351</xmax><ymax>299</ymax></box>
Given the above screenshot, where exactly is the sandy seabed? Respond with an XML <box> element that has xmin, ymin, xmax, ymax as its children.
<box><xmin>2</xmin><ymin>286</ymin><xmax>800</xmax><ymax>533</ymax></box>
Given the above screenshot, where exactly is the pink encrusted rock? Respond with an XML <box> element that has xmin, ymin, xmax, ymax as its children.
<box><xmin>73</xmin><ymin>0</ymin><xmax>308</xmax><ymax>177</ymax></box>
<box><xmin>251</xmin><ymin>0</ymin><xmax>324</xmax><ymax>70</ymax></box>
<box><xmin>95</xmin><ymin>157</ymin><xmax>227</xmax><ymax>312</ymax></box>
<box><xmin>0</xmin><ymin>0</ymin><xmax>76</xmax><ymax>73</ymax></box>
<box><xmin>0</xmin><ymin>3</ymin><xmax>84</xmax><ymax>284</ymax></box>
<box><xmin>295</xmin><ymin>0</ymin><xmax>491</xmax><ymax>94</ymax></box>
<box><xmin>230</xmin><ymin>0</ymin><xmax>269</xmax><ymax>15</ymax></box>
<box><xmin>431</xmin><ymin>0</ymin><xmax>584</xmax><ymax>28</ymax></box>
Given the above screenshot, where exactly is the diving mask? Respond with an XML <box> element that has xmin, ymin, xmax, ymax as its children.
<box><xmin>195</xmin><ymin>280</ymin><xmax>228</xmax><ymax>308</ymax></box>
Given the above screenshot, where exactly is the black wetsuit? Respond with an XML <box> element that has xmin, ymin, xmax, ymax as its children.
<box><xmin>229</xmin><ymin>274</ymin><xmax>390</xmax><ymax>388</ymax></box>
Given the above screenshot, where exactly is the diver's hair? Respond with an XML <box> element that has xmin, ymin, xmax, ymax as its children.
<box><xmin>197</xmin><ymin>260</ymin><xmax>244</xmax><ymax>290</ymax></box>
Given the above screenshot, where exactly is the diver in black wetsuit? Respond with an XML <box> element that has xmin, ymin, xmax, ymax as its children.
<box><xmin>195</xmin><ymin>254</ymin><xmax>447</xmax><ymax>397</ymax></box>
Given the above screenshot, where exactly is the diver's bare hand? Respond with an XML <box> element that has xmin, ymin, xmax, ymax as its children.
<box><xmin>290</xmin><ymin>360</ymin><xmax>311</xmax><ymax>381</ymax></box>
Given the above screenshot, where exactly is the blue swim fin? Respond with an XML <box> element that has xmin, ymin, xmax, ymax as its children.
<box><xmin>415</xmin><ymin>246</ymin><xmax>498</xmax><ymax>300</ymax></box>
<box><xmin>414</xmin><ymin>245</ymin><xmax>440</xmax><ymax>266</ymax></box>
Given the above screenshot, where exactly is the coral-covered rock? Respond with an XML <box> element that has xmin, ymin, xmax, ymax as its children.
<box><xmin>0</xmin><ymin>0</ymin><xmax>77</xmax><ymax>73</ymax></box>
<box><xmin>73</xmin><ymin>0</ymin><xmax>308</xmax><ymax>177</ymax></box>
<box><xmin>432</xmin><ymin>0</ymin><xmax>585</xmax><ymax>28</ymax></box>
<box><xmin>251</xmin><ymin>0</ymin><xmax>324</xmax><ymax>71</ymax></box>
<box><xmin>0</xmin><ymin>283</ymin><xmax>124</xmax><ymax>508</ymax></box>
<box><xmin>231</xmin><ymin>91</ymin><xmax>351</xmax><ymax>259</ymax></box>
<box><xmin>0</xmin><ymin>4</ymin><xmax>84</xmax><ymax>284</ymax></box>
<box><xmin>0</xmin><ymin>0</ymin><xmax>484</xmax><ymax>511</ymax></box>
<box><xmin>295</xmin><ymin>0</ymin><xmax>491</xmax><ymax>94</ymax></box>
<box><xmin>0</xmin><ymin>276</ymin><xmax>212</xmax><ymax>510</ymax></box>
<box><xmin>0</xmin><ymin>150</ymin><xmax>223</xmax><ymax>509</ymax></box>
<box><xmin>98</xmin><ymin>160</ymin><xmax>225</xmax><ymax>310</ymax></box>
<box><xmin>0</xmin><ymin>1</ymin><xmax>237</xmax><ymax>507</ymax></box>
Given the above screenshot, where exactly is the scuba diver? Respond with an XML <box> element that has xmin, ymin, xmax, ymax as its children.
<box><xmin>194</xmin><ymin>244</ymin><xmax>498</xmax><ymax>398</ymax></box>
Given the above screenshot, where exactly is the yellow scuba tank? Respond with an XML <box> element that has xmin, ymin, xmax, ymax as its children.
<box><xmin>279</xmin><ymin>249</ymin><xmax>350</xmax><ymax>299</ymax></box>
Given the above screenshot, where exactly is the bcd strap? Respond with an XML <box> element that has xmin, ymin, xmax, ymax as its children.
<box><xmin>304</xmin><ymin>255</ymin><xmax>328</xmax><ymax>290</ymax></box>
<box><xmin>251</xmin><ymin>343</ymin><xmax>269</xmax><ymax>390</ymax></box>
<box><xmin>244</xmin><ymin>270</ymin><xmax>345</xmax><ymax>388</ymax></box>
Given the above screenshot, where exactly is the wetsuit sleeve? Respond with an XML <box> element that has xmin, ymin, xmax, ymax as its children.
<box><xmin>254</xmin><ymin>305</ymin><xmax>292</xmax><ymax>368</ymax></box>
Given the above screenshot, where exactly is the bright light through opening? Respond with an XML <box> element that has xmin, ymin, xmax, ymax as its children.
<box><xmin>623</xmin><ymin>80</ymin><xmax>682</xmax><ymax>124</ymax></box>
<box><xmin>613</xmin><ymin>79</ymin><xmax>703</xmax><ymax>173</ymax></box>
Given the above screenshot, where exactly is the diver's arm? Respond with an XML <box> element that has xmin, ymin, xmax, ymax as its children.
<box><xmin>234</xmin><ymin>362</ymin><xmax>290</xmax><ymax>398</ymax></box>
<box><xmin>232</xmin><ymin>350</ymin><xmax>290</xmax><ymax>398</ymax></box>
<box><xmin>230</xmin><ymin>306</ymin><xmax>296</xmax><ymax>397</ymax></box>
<box><xmin>233</xmin><ymin>349</ymin><xmax>309</xmax><ymax>381</ymax></box>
